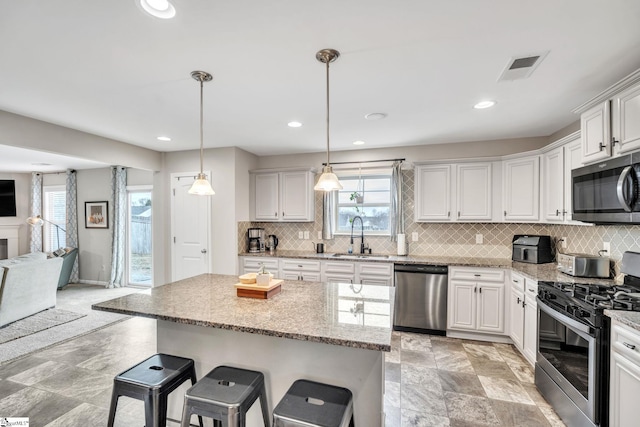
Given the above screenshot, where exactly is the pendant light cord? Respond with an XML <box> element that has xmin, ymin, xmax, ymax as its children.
<box><xmin>199</xmin><ymin>78</ymin><xmax>204</xmax><ymax>175</ymax></box>
<box><xmin>325</xmin><ymin>59</ymin><xmax>330</xmax><ymax>167</ymax></box>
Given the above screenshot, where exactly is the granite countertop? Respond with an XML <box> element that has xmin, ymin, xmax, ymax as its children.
<box><xmin>605</xmin><ymin>310</ymin><xmax>640</xmax><ymax>332</ymax></box>
<box><xmin>239</xmin><ymin>251</ymin><xmax>619</xmax><ymax>286</ymax></box>
<box><xmin>92</xmin><ymin>274</ymin><xmax>393</xmax><ymax>352</ymax></box>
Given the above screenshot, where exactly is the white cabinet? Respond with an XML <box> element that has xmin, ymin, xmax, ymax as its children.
<box><xmin>613</xmin><ymin>82</ymin><xmax>640</xmax><ymax>154</ymax></box>
<box><xmin>502</xmin><ymin>155</ymin><xmax>540</xmax><ymax>222</ymax></box>
<box><xmin>581</xmin><ymin>102</ymin><xmax>612</xmax><ymax>164</ymax></box>
<box><xmin>251</xmin><ymin>169</ymin><xmax>315</xmax><ymax>222</ymax></box>
<box><xmin>610</xmin><ymin>320</ymin><xmax>640</xmax><ymax>427</ymax></box>
<box><xmin>280</xmin><ymin>259</ymin><xmax>321</xmax><ymax>281</ymax></box>
<box><xmin>357</xmin><ymin>262</ymin><xmax>393</xmax><ymax>286</ymax></box>
<box><xmin>415</xmin><ymin>164</ymin><xmax>451</xmax><ymax>221</ymax></box>
<box><xmin>542</xmin><ymin>134</ymin><xmax>582</xmax><ymax>223</ymax></box>
<box><xmin>509</xmin><ymin>273</ymin><xmax>525</xmax><ymax>351</ymax></box>
<box><xmin>448</xmin><ymin>267</ymin><xmax>505</xmax><ymax>334</ymax></box>
<box><xmin>508</xmin><ymin>271</ymin><xmax>538</xmax><ymax>366</ymax></box>
<box><xmin>240</xmin><ymin>257</ymin><xmax>280</xmax><ymax>276</ymax></box>
<box><xmin>415</xmin><ymin>162</ymin><xmax>493</xmax><ymax>222</ymax></box>
<box><xmin>322</xmin><ymin>261</ymin><xmax>356</xmax><ymax>284</ymax></box>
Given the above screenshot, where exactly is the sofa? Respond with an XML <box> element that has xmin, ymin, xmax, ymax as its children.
<box><xmin>0</xmin><ymin>252</ymin><xmax>63</xmax><ymax>327</ymax></box>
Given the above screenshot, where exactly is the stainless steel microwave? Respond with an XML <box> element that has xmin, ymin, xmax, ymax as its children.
<box><xmin>572</xmin><ymin>152</ymin><xmax>640</xmax><ymax>224</ymax></box>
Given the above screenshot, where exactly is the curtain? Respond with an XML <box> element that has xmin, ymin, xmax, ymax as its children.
<box><xmin>108</xmin><ymin>166</ymin><xmax>127</xmax><ymax>288</ymax></box>
<box><xmin>66</xmin><ymin>169</ymin><xmax>79</xmax><ymax>283</ymax></box>
<box><xmin>389</xmin><ymin>161</ymin><xmax>405</xmax><ymax>242</ymax></box>
<box><xmin>322</xmin><ymin>191</ymin><xmax>335</xmax><ymax>240</ymax></box>
<box><xmin>29</xmin><ymin>172</ymin><xmax>43</xmax><ymax>253</ymax></box>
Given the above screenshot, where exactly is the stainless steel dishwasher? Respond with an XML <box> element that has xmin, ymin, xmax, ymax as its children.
<box><xmin>393</xmin><ymin>263</ymin><xmax>448</xmax><ymax>335</ymax></box>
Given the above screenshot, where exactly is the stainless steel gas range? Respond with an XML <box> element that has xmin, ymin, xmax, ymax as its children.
<box><xmin>535</xmin><ymin>251</ymin><xmax>640</xmax><ymax>427</ymax></box>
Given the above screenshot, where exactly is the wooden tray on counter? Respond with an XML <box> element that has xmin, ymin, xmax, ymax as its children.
<box><xmin>234</xmin><ymin>279</ymin><xmax>283</xmax><ymax>299</ymax></box>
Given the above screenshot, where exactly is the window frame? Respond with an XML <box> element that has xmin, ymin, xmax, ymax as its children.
<box><xmin>126</xmin><ymin>185</ymin><xmax>153</xmax><ymax>287</ymax></box>
<box><xmin>42</xmin><ymin>185</ymin><xmax>66</xmax><ymax>252</ymax></box>
<box><xmin>333</xmin><ymin>170</ymin><xmax>392</xmax><ymax>236</ymax></box>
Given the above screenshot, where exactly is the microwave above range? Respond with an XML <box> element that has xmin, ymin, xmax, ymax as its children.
<box><xmin>572</xmin><ymin>151</ymin><xmax>640</xmax><ymax>224</ymax></box>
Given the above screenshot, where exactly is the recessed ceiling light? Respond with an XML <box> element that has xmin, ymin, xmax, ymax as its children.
<box><xmin>364</xmin><ymin>113</ymin><xmax>387</xmax><ymax>121</ymax></box>
<box><xmin>287</xmin><ymin>121</ymin><xmax>302</xmax><ymax>128</ymax></box>
<box><xmin>353</xmin><ymin>140</ymin><xmax>365</xmax><ymax>145</ymax></box>
<box><xmin>31</xmin><ymin>163</ymin><xmax>51</xmax><ymax>166</ymax></box>
<box><xmin>473</xmin><ymin>100</ymin><xmax>496</xmax><ymax>109</ymax></box>
<box><xmin>157</xmin><ymin>136</ymin><xmax>171</xmax><ymax>141</ymax></box>
<box><xmin>139</xmin><ymin>0</ymin><xmax>176</xmax><ymax>19</ymax></box>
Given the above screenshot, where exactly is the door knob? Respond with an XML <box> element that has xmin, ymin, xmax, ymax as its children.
<box><xmin>201</xmin><ymin>249</ymin><xmax>207</xmax><ymax>253</ymax></box>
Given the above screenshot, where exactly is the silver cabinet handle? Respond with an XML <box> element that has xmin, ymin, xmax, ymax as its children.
<box><xmin>474</xmin><ymin>274</ymin><xmax>481</xmax><ymax>277</ymax></box>
<box><xmin>474</xmin><ymin>286</ymin><xmax>477</xmax><ymax>293</ymax></box>
<box><xmin>528</xmin><ymin>288</ymin><xmax>536</xmax><ymax>293</ymax></box>
<box><xmin>201</xmin><ymin>249</ymin><xmax>207</xmax><ymax>253</ymax></box>
<box><xmin>624</xmin><ymin>342</ymin><xmax>636</xmax><ymax>350</ymax></box>
<box><xmin>599</xmin><ymin>142</ymin><xmax>606</xmax><ymax>151</ymax></box>
<box><xmin>522</xmin><ymin>300</ymin><xmax>526</xmax><ymax>307</ymax></box>
<box><xmin>517</xmin><ymin>297</ymin><xmax>521</xmax><ymax>304</ymax></box>
<box><xmin>612</xmin><ymin>137</ymin><xmax>619</xmax><ymax>146</ymax></box>
<box><xmin>555</xmin><ymin>209</ymin><xmax>561</xmax><ymax>216</ymax></box>
<box><xmin>513</xmin><ymin>279</ymin><xmax>519</xmax><ymax>283</ymax></box>
<box><xmin>479</xmin><ymin>287</ymin><xmax>482</xmax><ymax>294</ymax></box>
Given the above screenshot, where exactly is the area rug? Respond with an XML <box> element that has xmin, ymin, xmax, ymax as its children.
<box><xmin>0</xmin><ymin>308</ymin><xmax>86</xmax><ymax>344</ymax></box>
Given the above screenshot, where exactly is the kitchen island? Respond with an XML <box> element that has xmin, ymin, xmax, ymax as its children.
<box><xmin>93</xmin><ymin>274</ymin><xmax>393</xmax><ymax>426</ymax></box>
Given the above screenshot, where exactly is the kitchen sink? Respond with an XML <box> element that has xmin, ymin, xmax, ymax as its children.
<box><xmin>331</xmin><ymin>253</ymin><xmax>390</xmax><ymax>260</ymax></box>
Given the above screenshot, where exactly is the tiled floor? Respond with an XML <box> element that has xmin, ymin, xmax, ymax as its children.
<box><xmin>0</xmin><ymin>315</ymin><xmax>566</xmax><ymax>426</ymax></box>
<box><xmin>384</xmin><ymin>332</ymin><xmax>567</xmax><ymax>426</ymax></box>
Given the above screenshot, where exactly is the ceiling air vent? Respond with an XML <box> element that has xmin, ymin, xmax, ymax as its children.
<box><xmin>498</xmin><ymin>51</ymin><xmax>549</xmax><ymax>81</ymax></box>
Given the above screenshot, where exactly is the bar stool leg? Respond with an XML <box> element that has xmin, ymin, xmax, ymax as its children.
<box><xmin>188</xmin><ymin>370</ymin><xmax>205</xmax><ymax>427</ymax></box>
<box><xmin>259</xmin><ymin>383</ymin><xmax>270</xmax><ymax>427</ymax></box>
<box><xmin>144</xmin><ymin>393</ymin><xmax>162</xmax><ymax>427</ymax></box>
<box><xmin>106</xmin><ymin>388</ymin><xmax>119</xmax><ymax>427</ymax></box>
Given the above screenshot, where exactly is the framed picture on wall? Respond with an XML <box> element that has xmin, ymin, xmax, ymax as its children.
<box><xmin>85</xmin><ymin>201</ymin><xmax>109</xmax><ymax>228</ymax></box>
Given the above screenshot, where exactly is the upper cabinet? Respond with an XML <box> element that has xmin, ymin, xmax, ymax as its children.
<box><xmin>575</xmin><ymin>69</ymin><xmax>640</xmax><ymax>165</ymax></box>
<box><xmin>415</xmin><ymin>162</ymin><xmax>494</xmax><ymax>222</ymax></box>
<box><xmin>251</xmin><ymin>169</ymin><xmax>315</xmax><ymax>222</ymax></box>
<box><xmin>541</xmin><ymin>133</ymin><xmax>582</xmax><ymax>223</ymax></box>
<box><xmin>502</xmin><ymin>155</ymin><xmax>540</xmax><ymax>222</ymax></box>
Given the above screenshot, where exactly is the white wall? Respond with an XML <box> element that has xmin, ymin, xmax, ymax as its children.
<box><xmin>0</xmin><ymin>172</ymin><xmax>30</xmax><ymax>255</ymax></box>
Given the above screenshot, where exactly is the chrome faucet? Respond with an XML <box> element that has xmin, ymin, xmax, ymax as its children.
<box><xmin>350</xmin><ymin>215</ymin><xmax>366</xmax><ymax>254</ymax></box>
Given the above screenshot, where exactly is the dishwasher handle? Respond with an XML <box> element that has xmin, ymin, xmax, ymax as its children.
<box><xmin>394</xmin><ymin>264</ymin><xmax>448</xmax><ymax>275</ymax></box>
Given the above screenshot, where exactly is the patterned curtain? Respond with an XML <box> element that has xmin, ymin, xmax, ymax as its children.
<box><xmin>108</xmin><ymin>166</ymin><xmax>127</xmax><ymax>288</ymax></box>
<box><xmin>29</xmin><ymin>172</ymin><xmax>43</xmax><ymax>253</ymax></box>
<box><xmin>389</xmin><ymin>161</ymin><xmax>405</xmax><ymax>242</ymax></box>
<box><xmin>66</xmin><ymin>169</ymin><xmax>79</xmax><ymax>283</ymax></box>
<box><xmin>322</xmin><ymin>191</ymin><xmax>335</xmax><ymax>240</ymax></box>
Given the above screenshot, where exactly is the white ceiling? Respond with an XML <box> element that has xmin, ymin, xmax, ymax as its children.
<box><xmin>1</xmin><ymin>0</ymin><xmax>640</xmax><ymax>168</ymax></box>
<box><xmin>0</xmin><ymin>145</ymin><xmax>107</xmax><ymax>173</ymax></box>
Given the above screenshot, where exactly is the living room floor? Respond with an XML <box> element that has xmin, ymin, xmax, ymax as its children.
<box><xmin>0</xmin><ymin>316</ymin><xmax>566</xmax><ymax>426</ymax></box>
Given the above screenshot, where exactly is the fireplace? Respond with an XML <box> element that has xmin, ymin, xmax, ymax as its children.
<box><xmin>0</xmin><ymin>225</ymin><xmax>20</xmax><ymax>259</ymax></box>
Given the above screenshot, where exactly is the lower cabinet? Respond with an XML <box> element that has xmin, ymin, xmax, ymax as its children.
<box><xmin>610</xmin><ymin>320</ymin><xmax>640</xmax><ymax>427</ymax></box>
<box><xmin>322</xmin><ymin>261</ymin><xmax>356</xmax><ymax>284</ymax></box>
<box><xmin>522</xmin><ymin>285</ymin><xmax>538</xmax><ymax>364</ymax></box>
<box><xmin>357</xmin><ymin>263</ymin><xmax>393</xmax><ymax>286</ymax></box>
<box><xmin>448</xmin><ymin>267</ymin><xmax>505</xmax><ymax>334</ymax></box>
<box><xmin>240</xmin><ymin>257</ymin><xmax>280</xmax><ymax>277</ymax></box>
<box><xmin>509</xmin><ymin>271</ymin><xmax>538</xmax><ymax>366</ymax></box>
<box><xmin>280</xmin><ymin>259</ymin><xmax>321</xmax><ymax>281</ymax></box>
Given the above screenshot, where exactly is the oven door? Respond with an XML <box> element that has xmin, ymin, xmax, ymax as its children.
<box><xmin>536</xmin><ymin>300</ymin><xmax>600</xmax><ymax>425</ymax></box>
<box><xmin>572</xmin><ymin>154</ymin><xmax>639</xmax><ymax>224</ymax></box>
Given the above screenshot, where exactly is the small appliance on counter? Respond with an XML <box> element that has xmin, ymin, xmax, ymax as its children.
<box><xmin>247</xmin><ymin>227</ymin><xmax>265</xmax><ymax>253</ymax></box>
<box><xmin>511</xmin><ymin>235</ymin><xmax>553</xmax><ymax>264</ymax></box>
<box><xmin>557</xmin><ymin>253</ymin><xmax>610</xmax><ymax>278</ymax></box>
<box><xmin>265</xmin><ymin>235</ymin><xmax>278</xmax><ymax>252</ymax></box>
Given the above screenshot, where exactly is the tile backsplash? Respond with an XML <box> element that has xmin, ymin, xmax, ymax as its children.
<box><xmin>238</xmin><ymin>171</ymin><xmax>640</xmax><ymax>278</ymax></box>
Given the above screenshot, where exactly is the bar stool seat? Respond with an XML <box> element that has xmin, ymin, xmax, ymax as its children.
<box><xmin>107</xmin><ymin>353</ymin><xmax>203</xmax><ymax>427</ymax></box>
<box><xmin>273</xmin><ymin>379</ymin><xmax>354</xmax><ymax>427</ymax></box>
<box><xmin>180</xmin><ymin>365</ymin><xmax>270</xmax><ymax>427</ymax></box>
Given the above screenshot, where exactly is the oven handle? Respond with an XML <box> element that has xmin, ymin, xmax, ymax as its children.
<box><xmin>537</xmin><ymin>298</ymin><xmax>595</xmax><ymax>336</ymax></box>
<box><xmin>616</xmin><ymin>165</ymin><xmax>634</xmax><ymax>212</ymax></box>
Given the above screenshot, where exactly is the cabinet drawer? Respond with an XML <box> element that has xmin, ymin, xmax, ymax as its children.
<box><xmin>322</xmin><ymin>262</ymin><xmax>355</xmax><ymax>274</ymax></box>
<box><xmin>525</xmin><ymin>279</ymin><xmax>538</xmax><ymax>298</ymax></box>
<box><xmin>510</xmin><ymin>272</ymin><xmax>525</xmax><ymax>292</ymax></box>
<box><xmin>358</xmin><ymin>262</ymin><xmax>392</xmax><ymax>277</ymax></box>
<box><xmin>612</xmin><ymin>322</ymin><xmax>640</xmax><ymax>365</ymax></box>
<box><xmin>242</xmin><ymin>257</ymin><xmax>279</xmax><ymax>272</ymax></box>
<box><xmin>280</xmin><ymin>259</ymin><xmax>321</xmax><ymax>272</ymax></box>
<box><xmin>450</xmin><ymin>267</ymin><xmax>505</xmax><ymax>282</ymax></box>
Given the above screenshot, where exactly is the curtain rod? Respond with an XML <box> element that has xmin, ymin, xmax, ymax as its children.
<box><xmin>321</xmin><ymin>158</ymin><xmax>405</xmax><ymax>166</ymax></box>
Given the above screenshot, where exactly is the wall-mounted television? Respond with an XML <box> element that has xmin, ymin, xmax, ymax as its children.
<box><xmin>0</xmin><ymin>180</ymin><xmax>17</xmax><ymax>217</ymax></box>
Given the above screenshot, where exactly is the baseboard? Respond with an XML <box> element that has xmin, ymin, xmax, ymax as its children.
<box><xmin>446</xmin><ymin>330</ymin><xmax>513</xmax><ymax>344</ymax></box>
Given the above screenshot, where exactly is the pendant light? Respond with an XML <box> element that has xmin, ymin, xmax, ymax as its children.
<box><xmin>314</xmin><ymin>49</ymin><xmax>343</xmax><ymax>191</ymax></box>
<box><xmin>188</xmin><ymin>70</ymin><xmax>215</xmax><ymax>195</ymax></box>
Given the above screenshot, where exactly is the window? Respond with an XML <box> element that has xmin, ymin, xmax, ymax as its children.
<box><xmin>335</xmin><ymin>173</ymin><xmax>391</xmax><ymax>235</ymax></box>
<box><xmin>127</xmin><ymin>187</ymin><xmax>153</xmax><ymax>286</ymax></box>
<box><xmin>43</xmin><ymin>186</ymin><xmax>66</xmax><ymax>252</ymax></box>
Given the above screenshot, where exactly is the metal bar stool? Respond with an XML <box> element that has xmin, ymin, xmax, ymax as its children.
<box><xmin>107</xmin><ymin>353</ymin><xmax>204</xmax><ymax>427</ymax></box>
<box><xmin>180</xmin><ymin>365</ymin><xmax>270</xmax><ymax>427</ymax></box>
<box><xmin>272</xmin><ymin>379</ymin><xmax>354</xmax><ymax>427</ymax></box>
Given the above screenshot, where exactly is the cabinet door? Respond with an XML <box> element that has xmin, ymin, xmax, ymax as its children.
<box><xmin>254</xmin><ymin>173</ymin><xmax>279</xmax><ymax>221</ymax></box>
<box><xmin>324</xmin><ymin>273</ymin><xmax>355</xmax><ymax>284</ymax></box>
<box><xmin>282</xmin><ymin>272</ymin><xmax>302</xmax><ymax>281</ymax></box>
<box><xmin>300</xmin><ymin>272</ymin><xmax>321</xmax><ymax>281</ymax></box>
<box><xmin>359</xmin><ymin>277</ymin><xmax>392</xmax><ymax>286</ymax></box>
<box><xmin>456</xmin><ymin>163</ymin><xmax>492</xmax><ymax>221</ymax></box>
<box><xmin>543</xmin><ymin>147</ymin><xmax>564</xmax><ymax>222</ymax></box>
<box><xmin>510</xmin><ymin>288</ymin><xmax>525</xmax><ymax>351</ymax></box>
<box><xmin>415</xmin><ymin>165</ymin><xmax>451</xmax><ymax>221</ymax></box>
<box><xmin>477</xmin><ymin>283</ymin><xmax>504</xmax><ymax>333</ymax></box>
<box><xmin>280</xmin><ymin>171</ymin><xmax>313</xmax><ymax>221</ymax></box>
<box><xmin>610</xmin><ymin>352</ymin><xmax>640</xmax><ymax>427</ymax></box>
<box><xmin>448</xmin><ymin>280</ymin><xmax>477</xmax><ymax>330</ymax></box>
<box><xmin>564</xmin><ymin>138</ymin><xmax>582</xmax><ymax>222</ymax></box>
<box><xmin>503</xmin><ymin>156</ymin><xmax>540</xmax><ymax>221</ymax></box>
<box><xmin>523</xmin><ymin>296</ymin><xmax>537</xmax><ymax>366</ymax></box>
<box><xmin>581</xmin><ymin>101</ymin><xmax>611</xmax><ymax>164</ymax></box>
<box><xmin>613</xmin><ymin>83</ymin><xmax>640</xmax><ymax>155</ymax></box>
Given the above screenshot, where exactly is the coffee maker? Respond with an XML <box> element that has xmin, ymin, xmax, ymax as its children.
<box><xmin>247</xmin><ymin>228</ymin><xmax>265</xmax><ymax>253</ymax></box>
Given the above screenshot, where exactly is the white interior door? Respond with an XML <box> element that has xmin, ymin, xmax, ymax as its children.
<box><xmin>171</xmin><ymin>173</ymin><xmax>211</xmax><ymax>282</ymax></box>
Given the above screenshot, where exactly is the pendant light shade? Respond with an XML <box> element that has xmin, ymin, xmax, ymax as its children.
<box><xmin>188</xmin><ymin>70</ymin><xmax>215</xmax><ymax>196</ymax></box>
<box><xmin>314</xmin><ymin>49</ymin><xmax>343</xmax><ymax>192</ymax></box>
